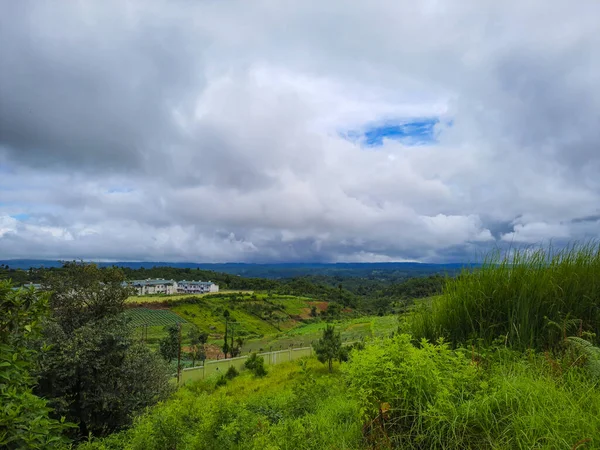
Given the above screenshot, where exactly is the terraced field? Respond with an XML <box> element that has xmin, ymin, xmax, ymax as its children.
<box><xmin>123</xmin><ymin>308</ymin><xmax>188</xmax><ymax>327</ymax></box>
<box><xmin>123</xmin><ymin>292</ymin><xmax>399</xmax><ymax>360</ymax></box>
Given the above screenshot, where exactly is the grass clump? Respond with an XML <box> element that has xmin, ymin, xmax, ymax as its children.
<box><xmin>407</xmin><ymin>243</ymin><xmax>600</xmax><ymax>350</ymax></box>
<box><xmin>343</xmin><ymin>335</ymin><xmax>600</xmax><ymax>449</ymax></box>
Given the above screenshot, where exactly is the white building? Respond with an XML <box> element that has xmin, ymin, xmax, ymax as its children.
<box><xmin>127</xmin><ymin>279</ymin><xmax>219</xmax><ymax>295</ymax></box>
<box><xmin>177</xmin><ymin>280</ymin><xmax>219</xmax><ymax>294</ymax></box>
<box><xmin>128</xmin><ymin>279</ymin><xmax>178</xmax><ymax>295</ymax></box>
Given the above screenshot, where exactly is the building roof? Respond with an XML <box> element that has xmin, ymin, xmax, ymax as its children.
<box><xmin>178</xmin><ymin>280</ymin><xmax>215</xmax><ymax>286</ymax></box>
<box><xmin>128</xmin><ymin>279</ymin><xmax>176</xmax><ymax>286</ymax></box>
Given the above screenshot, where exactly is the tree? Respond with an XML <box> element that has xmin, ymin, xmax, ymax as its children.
<box><xmin>244</xmin><ymin>353</ymin><xmax>266</xmax><ymax>377</ymax></box>
<box><xmin>223</xmin><ymin>309</ymin><xmax>230</xmax><ymax>358</ymax></box>
<box><xmin>313</xmin><ymin>325</ymin><xmax>343</xmax><ymax>372</ymax></box>
<box><xmin>188</xmin><ymin>327</ymin><xmax>208</xmax><ymax>366</ymax></box>
<box><xmin>231</xmin><ymin>337</ymin><xmax>244</xmax><ymax>357</ymax></box>
<box><xmin>159</xmin><ymin>324</ymin><xmax>180</xmax><ymax>363</ymax></box>
<box><xmin>323</xmin><ymin>302</ymin><xmax>342</xmax><ymax>321</ymax></box>
<box><xmin>310</xmin><ymin>305</ymin><xmax>318</xmax><ymax>317</ymax></box>
<box><xmin>0</xmin><ymin>281</ymin><xmax>72</xmax><ymax>449</ymax></box>
<box><xmin>35</xmin><ymin>262</ymin><xmax>173</xmax><ymax>438</ymax></box>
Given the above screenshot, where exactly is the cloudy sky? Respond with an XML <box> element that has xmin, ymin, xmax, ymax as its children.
<box><xmin>1</xmin><ymin>1</ymin><xmax>599</xmax><ymax>263</ymax></box>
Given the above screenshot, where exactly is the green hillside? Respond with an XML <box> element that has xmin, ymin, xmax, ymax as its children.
<box><xmin>82</xmin><ymin>244</ymin><xmax>600</xmax><ymax>449</ymax></box>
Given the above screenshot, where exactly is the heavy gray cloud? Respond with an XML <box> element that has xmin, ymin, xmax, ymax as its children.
<box><xmin>1</xmin><ymin>0</ymin><xmax>599</xmax><ymax>262</ymax></box>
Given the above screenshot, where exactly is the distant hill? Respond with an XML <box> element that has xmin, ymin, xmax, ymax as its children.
<box><xmin>0</xmin><ymin>259</ymin><xmax>472</xmax><ymax>279</ymax></box>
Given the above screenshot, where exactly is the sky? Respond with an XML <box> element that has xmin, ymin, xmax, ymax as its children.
<box><xmin>1</xmin><ymin>0</ymin><xmax>599</xmax><ymax>263</ymax></box>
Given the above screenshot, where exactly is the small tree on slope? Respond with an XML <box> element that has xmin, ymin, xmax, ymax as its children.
<box><xmin>313</xmin><ymin>324</ymin><xmax>343</xmax><ymax>372</ymax></box>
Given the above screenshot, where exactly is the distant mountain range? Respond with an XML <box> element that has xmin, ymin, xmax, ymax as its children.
<box><xmin>0</xmin><ymin>259</ymin><xmax>473</xmax><ymax>279</ymax></box>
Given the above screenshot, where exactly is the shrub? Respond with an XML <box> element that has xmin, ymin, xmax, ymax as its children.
<box><xmin>0</xmin><ymin>281</ymin><xmax>72</xmax><ymax>449</ymax></box>
<box><xmin>244</xmin><ymin>353</ymin><xmax>266</xmax><ymax>377</ymax></box>
<box><xmin>225</xmin><ymin>365</ymin><xmax>239</xmax><ymax>380</ymax></box>
<box><xmin>344</xmin><ymin>334</ymin><xmax>600</xmax><ymax>449</ymax></box>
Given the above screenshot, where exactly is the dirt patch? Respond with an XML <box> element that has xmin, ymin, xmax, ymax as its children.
<box><xmin>297</xmin><ymin>301</ymin><xmax>329</xmax><ymax>319</ymax></box>
<box><xmin>205</xmin><ymin>344</ymin><xmax>226</xmax><ymax>360</ymax></box>
<box><xmin>309</xmin><ymin>301</ymin><xmax>328</xmax><ymax>311</ymax></box>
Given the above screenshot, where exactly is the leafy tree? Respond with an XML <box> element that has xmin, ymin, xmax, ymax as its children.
<box><xmin>159</xmin><ymin>324</ymin><xmax>180</xmax><ymax>363</ymax></box>
<box><xmin>223</xmin><ymin>309</ymin><xmax>230</xmax><ymax>358</ymax></box>
<box><xmin>313</xmin><ymin>325</ymin><xmax>343</xmax><ymax>372</ymax></box>
<box><xmin>0</xmin><ymin>281</ymin><xmax>72</xmax><ymax>449</ymax></box>
<box><xmin>244</xmin><ymin>353</ymin><xmax>267</xmax><ymax>377</ymax></box>
<box><xmin>188</xmin><ymin>327</ymin><xmax>208</xmax><ymax>366</ymax></box>
<box><xmin>323</xmin><ymin>302</ymin><xmax>342</xmax><ymax>321</ymax></box>
<box><xmin>35</xmin><ymin>262</ymin><xmax>173</xmax><ymax>438</ymax></box>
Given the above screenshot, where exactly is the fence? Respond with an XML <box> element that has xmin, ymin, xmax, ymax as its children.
<box><xmin>179</xmin><ymin>346</ymin><xmax>313</xmax><ymax>385</ymax></box>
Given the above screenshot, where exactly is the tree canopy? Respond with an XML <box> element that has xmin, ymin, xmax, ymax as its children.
<box><xmin>34</xmin><ymin>262</ymin><xmax>173</xmax><ymax>438</ymax></box>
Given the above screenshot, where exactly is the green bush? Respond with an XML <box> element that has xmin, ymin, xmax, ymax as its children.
<box><xmin>244</xmin><ymin>353</ymin><xmax>267</xmax><ymax>377</ymax></box>
<box><xmin>343</xmin><ymin>335</ymin><xmax>600</xmax><ymax>449</ymax></box>
<box><xmin>0</xmin><ymin>281</ymin><xmax>72</xmax><ymax>449</ymax></box>
<box><xmin>406</xmin><ymin>243</ymin><xmax>600</xmax><ymax>350</ymax></box>
<box><xmin>225</xmin><ymin>365</ymin><xmax>239</xmax><ymax>380</ymax></box>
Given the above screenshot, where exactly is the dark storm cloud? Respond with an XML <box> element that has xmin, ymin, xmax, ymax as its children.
<box><xmin>0</xmin><ymin>1</ymin><xmax>203</xmax><ymax>172</ymax></box>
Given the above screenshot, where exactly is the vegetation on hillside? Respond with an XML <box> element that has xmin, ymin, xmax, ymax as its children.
<box><xmin>1</xmin><ymin>263</ymin><xmax>446</xmax><ymax>315</ymax></box>
<box><xmin>0</xmin><ymin>281</ymin><xmax>71</xmax><ymax>449</ymax></box>
<box><xmin>78</xmin><ymin>244</ymin><xmax>600</xmax><ymax>449</ymax></box>
<box><xmin>406</xmin><ymin>243</ymin><xmax>600</xmax><ymax>350</ymax></box>
<box><xmin>33</xmin><ymin>263</ymin><xmax>173</xmax><ymax>440</ymax></box>
<box><xmin>9</xmin><ymin>245</ymin><xmax>600</xmax><ymax>448</ymax></box>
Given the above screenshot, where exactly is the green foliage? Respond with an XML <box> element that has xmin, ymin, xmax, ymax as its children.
<box><xmin>77</xmin><ymin>359</ymin><xmax>362</xmax><ymax>450</ymax></box>
<box><xmin>188</xmin><ymin>326</ymin><xmax>208</xmax><ymax>366</ymax></box>
<box><xmin>159</xmin><ymin>324</ymin><xmax>179</xmax><ymax>363</ymax></box>
<box><xmin>407</xmin><ymin>243</ymin><xmax>600</xmax><ymax>350</ymax></box>
<box><xmin>566</xmin><ymin>336</ymin><xmax>600</xmax><ymax>379</ymax></box>
<box><xmin>313</xmin><ymin>325</ymin><xmax>343</xmax><ymax>372</ymax></box>
<box><xmin>35</xmin><ymin>262</ymin><xmax>173</xmax><ymax>438</ymax></box>
<box><xmin>225</xmin><ymin>365</ymin><xmax>239</xmax><ymax>380</ymax></box>
<box><xmin>0</xmin><ymin>281</ymin><xmax>71</xmax><ymax>449</ymax></box>
<box><xmin>322</xmin><ymin>301</ymin><xmax>342</xmax><ymax>321</ymax></box>
<box><xmin>244</xmin><ymin>353</ymin><xmax>267</xmax><ymax>377</ymax></box>
<box><xmin>344</xmin><ymin>335</ymin><xmax>600</xmax><ymax>449</ymax></box>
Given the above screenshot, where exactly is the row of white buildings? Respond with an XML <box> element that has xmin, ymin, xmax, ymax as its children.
<box><xmin>127</xmin><ymin>279</ymin><xmax>219</xmax><ymax>296</ymax></box>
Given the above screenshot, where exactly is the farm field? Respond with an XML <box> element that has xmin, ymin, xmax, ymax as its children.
<box><xmin>123</xmin><ymin>308</ymin><xmax>188</xmax><ymax>327</ymax></box>
<box><xmin>240</xmin><ymin>315</ymin><xmax>398</xmax><ymax>352</ymax></box>
<box><xmin>123</xmin><ymin>291</ymin><xmax>398</xmax><ymax>358</ymax></box>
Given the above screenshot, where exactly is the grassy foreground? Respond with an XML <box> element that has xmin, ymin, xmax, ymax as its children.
<box><xmin>81</xmin><ymin>245</ymin><xmax>600</xmax><ymax>449</ymax></box>
<box><xmin>80</xmin><ymin>336</ymin><xmax>600</xmax><ymax>450</ymax></box>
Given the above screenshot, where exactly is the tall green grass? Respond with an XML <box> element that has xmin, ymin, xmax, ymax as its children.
<box><xmin>407</xmin><ymin>243</ymin><xmax>600</xmax><ymax>350</ymax></box>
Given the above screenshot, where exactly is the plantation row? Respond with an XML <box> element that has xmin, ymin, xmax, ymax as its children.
<box><xmin>123</xmin><ymin>308</ymin><xmax>188</xmax><ymax>327</ymax></box>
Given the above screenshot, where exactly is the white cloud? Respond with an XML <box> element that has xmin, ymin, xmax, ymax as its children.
<box><xmin>1</xmin><ymin>0</ymin><xmax>599</xmax><ymax>262</ymax></box>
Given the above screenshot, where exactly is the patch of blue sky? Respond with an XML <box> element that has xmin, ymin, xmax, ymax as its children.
<box><xmin>343</xmin><ymin>117</ymin><xmax>445</xmax><ymax>147</ymax></box>
<box><xmin>11</xmin><ymin>213</ymin><xmax>30</xmax><ymax>221</ymax></box>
